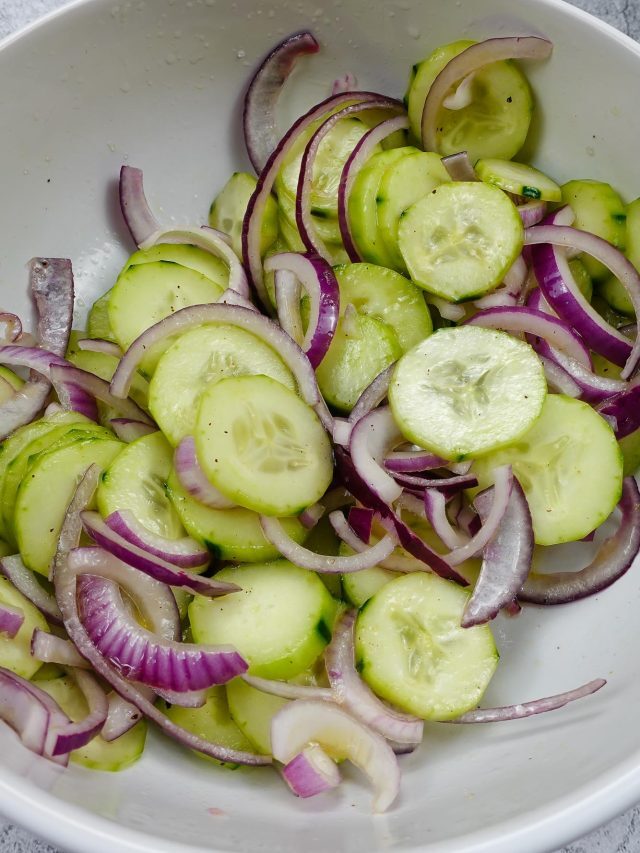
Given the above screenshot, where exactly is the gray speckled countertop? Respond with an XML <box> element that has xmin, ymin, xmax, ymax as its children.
<box><xmin>1</xmin><ymin>0</ymin><xmax>640</xmax><ymax>851</ymax></box>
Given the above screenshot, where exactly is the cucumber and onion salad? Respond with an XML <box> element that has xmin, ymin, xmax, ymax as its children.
<box><xmin>0</xmin><ymin>28</ymin><xmax>636</xmax><ymax>814</ymax></box>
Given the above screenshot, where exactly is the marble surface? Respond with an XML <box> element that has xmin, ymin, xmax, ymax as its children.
<box><xmin>0</xmin><ymin>0</ymin><xmax>639</xmax><ymax>851</ymax></box>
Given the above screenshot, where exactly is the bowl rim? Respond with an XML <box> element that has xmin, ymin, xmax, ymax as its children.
<box><xmin>1</xmin><ymin>0</ymin><xmax>640</xmax><ymax>851</ymax></box>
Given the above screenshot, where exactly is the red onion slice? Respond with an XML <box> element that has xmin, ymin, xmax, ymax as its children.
<box><xmin>450</xmin><ymin>678</ymin><xmax>606</xmax><ymax>723</ymax></box>
<box><xmin>347</xmin><ymin>506</ymin><xmax>375</xmax><ymax>543</ymax></box>
<box><xmin>443</xmin><ymin>72</ymin><xmax>477</xmax><ymax>109</ymax></box>
<box><xmin>243</xmin><ymin>30</ymin><xmax>320</xmax><ymax>174</ymax></box>
<box><xmin>421</xmin><ymin>37</ymin><xmax>553</xmax><ymax>151</ymax></box>
<box><xmin>274</xmin><ymin>270</ymin><xmax>304</xmax><ymax>345</ymax></box>
<box><xmin>348</xmin><ymin>363</ymin><xmax>394</xmax><ymax>425</ymax></box>
<box><xmin>517</xmin><ymin>199</ymin><xmax>547</xmax><ymax>227</ymax></box>
<box><xmin>538</xmin><ymin>356</ymin><xmax>582</xmax><ymax>397</ymax></box>
<box><xmin>297</xmin><ymin>98</ymin><xmax>404</xmax><ymax>260</ymax></box>
<box><xmin>462</xmin><ymin>478</ymin><xmax>533</xmax><ymax>627</ymax></box>
<box><xmin>281</xmin><ymin>743</ymin><xmax>341</xmax><ymax>798</ymax></box>
<box><xmin>423</xmin><ymin>490</ymin><xmax>470</xmax><ymax>550</ymax></box>
<box><xmin>527</xmin><ymin>223</ymin><xmax>640</xmax><ymax>375</ymax></box>
<box><xmin>0</xmin><ymin>555</ymin><xmax>63</xmax><ymax>625</ymax></box>
<box><xmin>0</xmin><ymin>313</ymin><xmax>23</xmax><ymax>345</ymax></box>
<box><xmin>77</xmin><ymin>338</ymin><xmax>123</xmax><ymax>358</ymax></box>
<box><xmin>299</xmin><ymin>502</ymin><xmax>325</xmax><ymax>530</ymax></box>
<box><xmin>155</xmin><ymin>688</ymin><xmax>208</xmax><ymax>709</ymax></box>
<box><xmin>384</xmin><ymin>451</ymin><xmax>449</xmax><ymax>473</ymax></box>
<box><xmin>338</xmin><ymin>115</ymin><xmax>409</xmax><ymax>262</ymax></box>
<box><xmin>260</xmin><ymin>515</ymin><xmax>395</xmax><ymax>573</ymax></box>
<box><xmin>441</xmin><ymin>151</ymin><xmax>477</xmax><ymax>181</ymax></box>
<box><xmin>77</xmin><ymin>573</ymin><xmax>247</xmax><ymax>691</ymax></box>
<box><xmin>597</xmin><ymin>385</ymin><xmax>640</xmax><ymax>439</ymax></box>
<box><xmin>242</xmin><ymin>674</ymin><xmax>332</xmax><ymax>702</ymax></box>
<box><xmin>105</xmin><ymin>510</ymin><xmax>209</xmax><ymax>569</ymax></box>
<box><xmin>50</xmin><ymin>669</ymin><xmax>108</xmax><ymax>756</ymax></box>
<box><xmin>325</xmin><ymin>610</ymin><xmax>423</xmax><ymax>744</ymax></box>
<box><xmin>271</xmin><ymin>699</ymin><xmax>400</xmax><ymax>812</ymax></box>
<box><xmin>81</xmin><ymin>511</ymin><xmax>237</xmax><ymax>598</ymax></box>
<box><xmin>109</xmin><ymin>418</ymin><xmax>157</xmax><ymax>443</ymax></box>
<box><xmin>391</xmin><ymin>471</ymin><xmax>479</xmax><ymax>495</ymax></box>
<box><xmin>519</xmin><ymin>477</ymin><xmax>640</xmax><ymax>604</ymax></box>
<box><xmin>265</xmin><ymin>252</ymin><xmax>340</xmax><ymax>367</ymax></box>
<box><xmin>31</xmin><ymin>629</ymin><xmax>89</xmax><ymax>668</ymax></box>
<box><xmin>119</xmin><ymin>166</ymin><xmax>161</xmax><ymax>247</ymax></box>
<box><xmin>174</xmin><ymin>436</ymin><xmax>236</xmax><ymax>509</ymax></box>
<box><xmin>50</xmin><ymin>363</ymin><xmax>151</xmax><ymax>424</ymax></box>
<box><xmin>0</xmin><ymin>666</ymin><xmax>61</xmax><ymax>760</ymax></box>
<box><xmin>101</xmin><ymin>693</ymin><xmax>144</xmax><ymax>742</ymax></box>
<box><xmin>349</xmin><ymin>407</ymin><xmax>404</xmax><ymax>506</ymax></box>
<box><xmin>0</xmin><ymin>602</ymin><xmax>24</xmax><ymax>638</ymax></box>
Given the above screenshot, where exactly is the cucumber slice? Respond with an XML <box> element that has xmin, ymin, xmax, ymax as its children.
<box><xmin>377</xmin><ymin>151</ymin><xmax>451</xmax><ymax>270</ymax></box>
<box><xmin>568</xmin><ymin>258</ymin><xmax>593</xmax><ymax>303</ymax></box>
<box><xmin>475</xmin><ymin>158</ymin><xmax>562</xmax><ymax>202</ymax></box>
<box><xmin>124</xmin><ymin>243</ymin><xmax>229</xmax><ymax>290</ymax></box>
<box><xmin>0</xmin><ymin>576</ymin><xmax>48</xmax><ymax>679</ymax></box>
<box><xmin>162</xmin><ymin>687</ymin><xmax>254</xmax><ymax>767</ymax></box>
<box><xmin>209</xmin><ymin>172</ymin><xmax>278</xmax><ymax>259</ymax></box>
<box><xmin>87</xmin><ymin>292</ymin><xmax>116</xmax><ymax>341</ymax></box>
<box><xmin>356</xmin><ymin>572</ymin><xmax>498</xmax><ymax>720</ymax></box>
<box><xmin>15</xmin><ymin>437</ymin><xmax>123</xmax><ymax>575</ymax></box>
<box><xmin>302</xmin><ymin>515</ymin><xmax>342</xmax><ymax>599</ymax></box>
<box><xmin>278</xmin><ymin>189</ymin><xmax>344</xmax><ymax>246</ymax></box>
<box><xmin>316</xmin><ymin>312</ymin><xmax>402</xmax><ymax>413</ymax></box>
<box><xmin>195</xmin><ymin>375</ymin><xmax>333</xmax><ymax>516</ymax></box>
<box><xmin>390</xmin><ymin>326</ymin><xmax>546</xmax><ymax>460</ymax></box>
<box><xmin>619</xmin><ymin>430</ymin><xmax>640</xmax><ymax>477</ymax></box>
<box><xmin>189</xmin><ymin>560</ymin><xmax>338</xmax><ymax>679</ymax></box>
<box><xmin>348</xmin><ymin>147</ymin><xmax>415</xmax><ymax>267</ymax></box>
<box><xmin>97</xmin><ymin>432</ymin><xmax>185</xmax><ymax>539</ymax></box>
<box><xmin>0</xmin><ymin>366</ymin><xmax>23</xmax><ymax>394</ymax></box>
<box><xmin>37</xmin><ymin>675</ymin><xmax>147</xmax><ymax>770</ymax></box>
<box><xmin>334</xmin><ymin>263</ymin><xmax>433</xmax><ymax>351</ymax></box>
<box><xmin>149</xmin><ymin>324</ymin><xmax>295</xmax><ymax>446</ymax></box>
<box><xmin>406</xmin><ymin>40</ymin><xmax>533</xmax><ymax>161</ymax></box>
<box><xmin>342</xmin><ymin>565</ymin><xmax>399</xmax><ymax>608</ymax></box>
<box><xmin>166</xmin><ymin>469</ymin><xmax>307</xmax><ymax>562</ymax></box>
<box><xmin>561</xmin><ymin>180</ymin><xmax>627</xmax><ymax>281</ymax></box>
<box><xmin>226</xmin><ymin>678</ymin><xmax>287</xmax><ymax>754</ymax></box>
<box><xmin>398</xmin><ymin>181</ymin><xmax>524</xmax><ymax>302</ymax></box>
<box><xmin>108</xmin><ymin>261</ymin><xmax>225</xmax><ymax>375</ymax></box>
<box><xmin>471</xmin><ymin>394</ymin><xmax>623</xmax><ymax>545</ymax></box>
<box><xmin>599</xmin><ymin>198</ymin><xmax>640</xmax><ymax>315</ymax></box>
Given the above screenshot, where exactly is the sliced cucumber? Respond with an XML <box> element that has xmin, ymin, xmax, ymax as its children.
<box><xmin>471</xmin><ymin>394</ymin><xmax>623</xmax><ymax>545</ymax></box>
<box><xmin>561</xmin><ymin>180</ymin><xmax>627</xmax><ymax>281</ymax></box>
<box><xmin>149</xmin><ymin>324</ymin><xmax>295</xmax><ymax>446</ymax></box>
<box><xmin>0</xmin><ymin>576</ymin><xmax>48</xmax><ymax>679</ymax></box>
<box><xmin>356</xmin><ymin>572</ymin><xmax>498</xmax><ymax>720</ymax></box>
<box><xmin>226</xmin><ymin>677</ymin><xmax>287</xmax><ymax>754</ymax></box>
<box><xmin>37</xmin><ymin>675</ymin><xmax>147</xmax><ymax>770</ymax></box>
<box><xmin>599</xmin><ymin>198</ymin><xmax>640</xmax><ymax>315</ymax></box>
<box><xmin>316</xmin><ymin>313</ymin><xmax>402</xmax><ymax>413</ymax></box>
<box><xmin>568</xmin><ymin>258</ymin><xmax>593</xmax><ymax>303</ymax></box>
<box><xmin>398</xmin><ymin>181</ymin><xmax>524</xmax><ymax>302</ymax></box>
<box><xmin>162</xmin><ymin>687</ymin><xmax>254</xmax><ymax>767</ymax></box>
<box><xmin>108</xmin><ymin>261</ymin><xmax>225</xmax><ymax>375</ymax></box>
<box><xmin>87</xmin><ymin>292</ymin><xmax>115</xmax><ymax>341</ymax></box>
<box><xmin>195</xmin><ymin>375</ymin><xmax>333</xmax><ymax>516</ymax></box>
<box><xmin>303</xmin><ymin>515</ymin><xmax>342</xmax><ymax>599</ymax></box>
<box><xmin>348</xmin><ymin>147</ymin><xmax>415</xmax><ymax>267</ymax></box>
<box><xmin>189</xmin><ymin>560</ymin><xmax>338</xmax><ymax>679</ymax></box>
<box><xmin>278</xmin><ymin>188</ymin><xmax>344</xmax><ymax>246</ymax></box>
<box><xmin>15</xmin><ymin>437</ymin><xmax>123</xmax><ymax>575</ymax></box>
<box><xmin>475</xmin><ymin>158</ymin><xmax>562</xmax><ymax>202</ymax></box>
<box><xmin>123</xmin><ymin>242</ymin><xmax>229</xmax><ymax>290</ymax></box>
<box><xmin>97</xmin><ymin>432</ymin><xmax>185</xmax><ymax>539</ymax></box>
<box><xmin>342</xmin><ymin>565</ymin><xmax>399</xmax><ymax>608</ymax></box>
<box><xmin>377</xmin><ymin>151</ymin><xmax>451</xmax><ymax>270</ymax></box>
<box><xmin>390</xmin><ymin>326</ymin><xmax>546</xmax><ymax>460</ymax></box>
<box><xmin>209</xmin><ymin>172</ymin><xmax>278</xmax><ymax>259</ymax></box>
<box><xmin>406</xmin><ymin>39</ymin><xmax>534</xmax><ymax>161</ymax></box>
<box><xmin>166</xmin><ymin>469</ymin><xmax>307</xmax><ymax>563</ymax></box>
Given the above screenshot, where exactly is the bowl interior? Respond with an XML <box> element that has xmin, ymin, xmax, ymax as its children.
<box><xmin>0</xmin><ymin>1</ymin><xmax>639</xmax><ymax>851</ymax></box>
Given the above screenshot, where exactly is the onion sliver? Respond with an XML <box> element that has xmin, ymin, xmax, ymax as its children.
<box><xmin>0</xmin><ymin>554</ymin><xmax>62</xmax><ymax>625</ymax></box>
<box><xmin>243</xmin><ymin>30</ymin><xmax>320</xmax><ymax>174</ymax></box>
<box><xmin>109</xmin><ymin>418</ymin><xmax>157</xmax><ymax>443</ymax></box>
<box><xmin>242</xmin><ymin>674</ymin><xmax>332</xmax><ymax>702</ymax></box>
<box><xmin>0</xmin><ymin>666</ymin><xmax>67</xmax><ymax>763</ymax></box>
<box><xmin>281</xmin><ymin>743</ymin><xmax>341</xmax><ymax>798</ymax></box>
<box><xmin>174</xmin><ymin>436</ymin><xmax>236</xmax><ymax>509</ymax></box>
<box><xmin>441</xmin><ymin>151</ymin><xmax>477</xmax><ymax>181</ymax></box>
<box><xmin>0</xmin><ymin>602</ymin><xmax>23</xmax><ymax>639</ymax></box>
<box><xmin>50</xmin><ymin>669</ymin><xmax>108</xmax><ymax>756</ymax></box>
<box><xmin>31</xmin><ymin>629</ymin><xmax>89</xmax><ymax>669</ymax></box>
<box><xmin>51</xmin><ymin>363</ymin><xmax>150</xmax><ymax>424</ymax></box>
<box><xmin>349</xmin><ymin>407</ymin><xmax>404</xmax><ymax>505</ymax></box>
<box><xmin>271</xmin><ymin>699</ymin><xmax>400</xmax><ymax>813</ymax></box>
<box><xmin>105</xmin><ymin>510</ymin><xmax>209</xmax><ymax>569</ymax></box>
<box><xmin>421</xmin><ymin>37</ymin><xmax>553</xmax><ymax>152</ymax></box>
<box><xmin>519</xmin><ymin>477</ymin><xmax>640</xmax><ymax>605</ymax></box>
<box><xmin>119</xmin><ymin>166</ymin><xmax>161</xmax><ymax>247</ymax></box>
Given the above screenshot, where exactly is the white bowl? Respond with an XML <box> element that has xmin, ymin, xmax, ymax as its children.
<box><xmin>1</xmin><ymin>0</ymin><xmax>639</xmax><ymax>851</ymax></box>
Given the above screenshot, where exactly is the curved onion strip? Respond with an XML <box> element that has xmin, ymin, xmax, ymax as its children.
<box><xmin>349</xmin><ymin>407</ymin><xmax>403</xmax><ymax>505</ymax></box>
<box><xmin>423</xmin><ymin>490</ymin><xmax>470</xmax><ymax>550</ymax></box>
<box><xmin>338</xmin><ymin>115</ymin><xmax>410</xmax><ymax>261</ymax></box>
<box><xmin>526</xmin><ymin>223</ymin><xmax>640</xmax><ymax>375</ymax></box>
<box><xmin>347</xmin><ymin>506</ymin><xmax>375</xmax><ymax>543</ymax></box>
<box><xmin>384</xmin><ymin>451</ymin><xmax>449</xmax><ymax>473</ymax></box>
<box><xmin>50</xmin><ymin>363</ymin><xmax>151</xmax><ymax>424</ymax></box>
<box><xmin>519</xmin><ymin>477</ymin><xmax>640</xmax><ymax>605</ymax></box>
<box><xmin>174</xmin><ymin>436</ymin><xmax>236</xmax><ymax>509</ymax></box>
<box><xmin>77</xmin><ymin>338</ymin><xmax>123</xmax><ymax>358</ymax></box>
<box><xmin>81</xmin><ymin>511</ymin><xmax>237</xmax><ymax>598</ymax></box>
<box><xmin>445</xmin><ymin>467</ymin><xmax>514</xmax><ymax>567</ymax></box>
<box><xmin>77</xmin><ymin>573</ymin><xmax>247</xmax><ymax>691</ymax></box>
<box><xmin>109</xmin><ymin>418</ymin><xmax>157</xmax><ymax>443</ymax></box>
<box><xmin>271</xmin><ymin>699</ymin><xmax>400</xmax><ymax>813</ymax></box>
<box><xmin>297</xmin><ymin>98</ymin><xmax>405</xmax><ymax>260</ymax></box>
<box><xmin>51</xmin><ymin>669</ymin><xmax>109</xmax><ymax>756</ymax></box>
<box><xmin>326</xmin><ymin>610</ymin><xmax>423</xmax><ymax>744</ymax></box>
<box><xmin>450</xmin><ymin>678</ymin><xmax>606</xmax><ymax>723</ymax></box>
<box><xmin>597</xmin><ymin>385</ymin><xmax>640</xmax><ymax>439</ymax></box>
<box><xmin>390</xmin><ymin>471</ymin><xmax>478</xmax><ymax>494</ymax></box>
<box><xmin>0</xmin><ymin>555</ymin><xmax>62</xmax><ymax>625</ymax></box>
<box><xmin>265</xmin><ymin>252</ymin><xmax>340</xmax><ymax>367</ymax></box>
<box><xmin>105</xmin><ymin>510</ymin><xmax>209</xmax><ymax>569</ymax></box>
<box><xmin>31</xmin><ymin>630</ymin><xmax>89</xmax><ymax>668</ymax></box>
<box><xmin>243</xmin><ymin>30</ymin><xmax>320</xmax><ymax>174</ymax></box>
<box><xmin>462</xmin><ymin>478</ymin><xmax>534</xmax><ymax>627</ymax></box>
<box><xmin>242</xmin><ymin>91</ymin><xmax>383</xmax><ymax>307</ymax></box>
<box><xmin>281</xmin><ymin>743</ymin><xmax>341</xmax><ymax>798</ymax></box>
<box><xmin>274</xmin><ymin>269</ymin><xmax>304</xmax><ymax>345</ymax></box>
<box><xmin>538</xmin><ymin>355</ymin><xmax>582</xmax><ymax>397</ymax></box>
<box><xmin>442</xmin><ymin>72</ymin><xmax>476</xmax><ymax>109</ymax></box>
<box><xmin>141</xmin><ymin>226</ymin><xmax>249</xmax><ymax>298</ymax></box>
<box><xmin>102</xmin><ymin>693</ymin><xmax>144</xmax><ymax>742</ymax></box>
<box><xmin>0</xmin><ymin>666</ymin><xmax>67</xmax><ymax>762</ymax></box>
<box><xmin>517</xmin><ymin>199</ymin><xmax>547</xmax><ymax>228</ymax></box>
<box><xmin>260</xmin><ymin>515</ymin><xmax>395</xmax><ymax>573</ymax></box>
<box><xmin>348</xmin><ymin>363</ymin><xmax>395</xmax><ymax>426</ymax></box>
<box><xmin>465</xmin><ymin>305</ymin><xmax>592</xmax><ymax>367</ymax></box>
<box><xmin>441</xmin><ymin>151</ymin><xmax>477</xmax><ymax>181</ymax></box>
<box><xmin>427</xmin><ymin>296</ymin><xmax>467</xmax><ymax>322</ymax></box>
<box><xmin>154</xmin><ymin>688</ymin><xmax>207</xmax><ymax>709</ymax></box>
<box><xmin>421</xmin><ymin>37</ymin><xmax>553</xmax><ymax>151</ymax></box>
<box><xmin>119</xmin><ymin>166</ymin><xmax>161</xmax><ymax>247</ymax></box>
<box><xmin>474</xmin><ymin>291</ymin><xmax>517</xmax><ymax>310</ymax></box>
<box><xmin>0</xmin><ymin>312</ymin><xmax>22</xmax><ymax>344</ymax></box>
<box><xmin>242</xmin><ymin>674</ymin><xmax>332</xmax><ymax>701</ymax></box>
<box><xmin>0</xmin><ymin>603</ymin><xmax>23</xmax><ymax>639</ymax></box>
